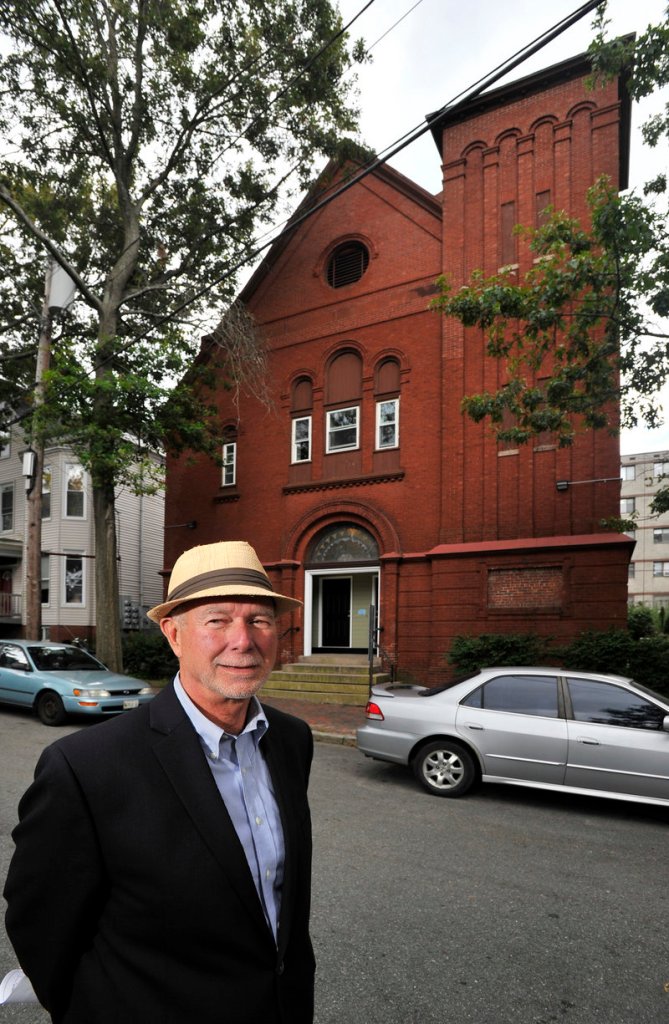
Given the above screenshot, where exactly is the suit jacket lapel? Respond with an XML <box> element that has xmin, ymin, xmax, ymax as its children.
<box><xmin>148</xmin><ymin>686</ymin><xmax>272</xmax><ymax>942</ymax></box>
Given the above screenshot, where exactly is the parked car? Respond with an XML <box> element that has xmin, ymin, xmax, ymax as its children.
<box><xmin>0</xmin><ymin>640</ymin><xmax>155</xmax><ymax>725</ymax></box>
<box><xmin>357</xmin><ymin>667</ymin><xmax>669</xmax><ymax>808</ymax></box>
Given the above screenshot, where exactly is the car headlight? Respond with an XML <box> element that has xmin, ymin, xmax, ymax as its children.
<box><xmin>73</xmin><ymin>688</ymin><xmax>111</xmax><ymax>698</ymax></box>
<box><xmin>139</xmin><ymin>687</ymin><xmax>154</xmax><ymax>695</ymax></box>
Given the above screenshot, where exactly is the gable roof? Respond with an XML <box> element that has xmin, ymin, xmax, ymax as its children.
<box><xmin>238</xmin><ymin>158</ymin><xmax>441</xmax><ymax>305</ymax></box>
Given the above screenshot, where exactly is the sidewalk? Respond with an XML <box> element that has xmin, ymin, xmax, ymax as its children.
<box><xmin>261</xmin><ymin>696</ymin><xmax>366</xmax><ymax>746</ymax></box>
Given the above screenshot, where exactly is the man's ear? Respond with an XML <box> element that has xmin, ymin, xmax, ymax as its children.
<box><xmin>160</xmin><ymin>617</ymin><xmax>181</xmax><ymax>658</ymax></box>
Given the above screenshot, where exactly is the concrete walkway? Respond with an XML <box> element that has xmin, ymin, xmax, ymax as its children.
<box><xmin>262</xmin><ymin>696</ymin><xmax>366</xmax><ymax>746</ymax></box>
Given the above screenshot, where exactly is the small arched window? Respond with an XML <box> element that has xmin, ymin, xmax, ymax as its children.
<box><xmin>326</xmin><ymin>241</ymin><xmax>369</xmax><ymax>289</ymax></box>
<box><xmin>291</xmin><ymin>376</ymin><xmax>313</xmax><ymax>412</ymax></box>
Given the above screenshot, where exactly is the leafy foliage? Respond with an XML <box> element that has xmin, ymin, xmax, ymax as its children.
<box><xmin>0</xmin><ymin>0</ymin><xmax>362</xmax><ymax>666</ymax></box>
<box><xmin>447</xmin><ymin>632</ymin><xmax>551</xmax><ymax>673</ymax></box>
<box><xmin>121</xmin><ymin>631</ymin><xmax>178</xmax><ymax>682</ymax></box>
<box><xmin>432</xmin><ymin>5</ymin><xmax>669</xmax><ymax>449</ymax></box>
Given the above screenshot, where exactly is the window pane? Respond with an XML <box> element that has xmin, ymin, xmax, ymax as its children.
<box><xmin>1</xmin><ymin>485</ymin><xmax>13</xmax><ymax>531</ymax></box>
<box><xmin>377</xmin><ymin>399</ymin><xmax>398</xmax><ymax>449</ymax></box>
<box><xmin>41</xmin><ymin>553</ymin><xmax>50</xmax><ymax>605</ymax></box>
<box><xmin>42</xmin><ymin>467</ymin><xmax>51</xmax><ymax>519</ymax></box>
<box><xmin>222</xmin><ymin>442</ymin><xmax>236</xmax><ymax>486</ymax></box>
<box><xmin>66</xmin><ymin>465</ymin><xmax>84</xmax><ymax>517</ymax></box>
<box><xmin>327</xmin><ymin>407</ymin><xmax>358</xmax><ymax>451</ymax></box>
<box><xmin>481</xmin><ymin>674</ymin><xmax>559</xmax><ymax>717</ymax></box>
<box><xmin>65</xmin><ymin>556</ymin><xmax>83</xmax><ymax>604</ymax></box>
<box><xmin>568</xmin><ymin>678</ymin><xmax>666</xmax><ymax>730</ymax></box>
<box><xmin>292</xmin><ymin>417</ymin><xmax>311</xmax><ymax>462</ymax></box>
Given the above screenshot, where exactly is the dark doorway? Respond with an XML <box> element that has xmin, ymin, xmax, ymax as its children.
<box><xmin>320</xmin><ymin>577</ymin><xmax>351</xmax><ymax>649</ymax></box>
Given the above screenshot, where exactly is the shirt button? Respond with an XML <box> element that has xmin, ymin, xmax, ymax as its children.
<box><xmin>255</xmin><ymin>816</ymin><xmax>263</xmax><ymax>826</ymax></box>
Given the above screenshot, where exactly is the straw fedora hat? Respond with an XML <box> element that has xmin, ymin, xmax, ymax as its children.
<box><xmin>147</xmin><ymin>541</ymin><xmax>302</xmax><ymax>622</ymax></box>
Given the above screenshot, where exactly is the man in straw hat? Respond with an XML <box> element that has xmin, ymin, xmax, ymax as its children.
<box><xmin>5</xmin><ymin>541</ymin><xmax>315</xmax><ymax>1024</ymax></box>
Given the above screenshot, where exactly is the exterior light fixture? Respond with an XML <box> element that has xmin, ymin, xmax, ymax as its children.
<box><xmin>555</xmin><ymin>476</ymin><xmax>620</xmax><ymax>493</ymax></box>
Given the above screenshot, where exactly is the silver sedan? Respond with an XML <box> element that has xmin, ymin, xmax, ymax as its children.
<box><xmin>356</xmin><ymin>667</ymin><xmax>669</xmax><ymax>807</ymax></box>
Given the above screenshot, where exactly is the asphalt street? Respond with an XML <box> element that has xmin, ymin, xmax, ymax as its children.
<box><xmin>0</xmin><ymin>706</ymin><xmax>667</xmax><ymax>1023</ymax></box>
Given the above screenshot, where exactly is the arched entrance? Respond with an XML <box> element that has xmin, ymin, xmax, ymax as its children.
<box><xmin>304</xmin><ymin>523</ymin><xmax>379</xmax><ymax>655</ymax></box>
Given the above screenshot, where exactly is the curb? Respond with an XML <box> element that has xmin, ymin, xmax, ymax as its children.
<box><xmin>312</xmin><ymin>730</ymin><xmax>356</xmax><ymax>747</ymax></box>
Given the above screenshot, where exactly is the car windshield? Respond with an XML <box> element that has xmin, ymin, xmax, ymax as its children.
<box><xmin>27</xmin><ymin>646</ymin><xmax>106</xmax><ymax>672</ymax></box>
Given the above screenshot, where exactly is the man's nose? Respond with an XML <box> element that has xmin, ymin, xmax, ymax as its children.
<box><xmin>227</xmin><ymin>620</ymin><xmax>255</xmax><ymax>648</ymax></box>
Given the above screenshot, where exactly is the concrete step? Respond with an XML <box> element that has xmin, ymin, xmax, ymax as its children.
<box><xmin>263</xmin><ymin>662</ymin><xmax>388</xmax><ymax>706</ymax></box>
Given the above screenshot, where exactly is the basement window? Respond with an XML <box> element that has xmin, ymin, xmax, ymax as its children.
<box><xmin>326</xmin><ymin>241</ymin><xmax>369</xmax><ymax>289</ymax></box>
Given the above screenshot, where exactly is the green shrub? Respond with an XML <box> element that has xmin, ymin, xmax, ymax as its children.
<box><xmin>448</xmin><ymin>632</ymin><xmax>550</xmax><ymax>674</ymax></box>
<box><xmin>559</xmin><ymin>629</ymin><xmax>635</xmax><ymax>674</ymax></box>
<box><xmin>627</xmin><ymin>604</ymin><xmax>657</xmax><ymax>639</ymax></box>
<box><xmin>626</xmin><ymin>636</ymin><xmax>669</xmax><ymax>698</ymax></box>
<box><xmin>447</xmin><ymin>628</ymin><xmax>669</xmax><ymax>700</ymax></box>
<box><xmin>122</xmin><ymin>631</ymin><xmax>177</xmax><ymax>682</ymax></box>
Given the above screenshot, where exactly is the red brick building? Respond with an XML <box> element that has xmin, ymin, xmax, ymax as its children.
<box><xmin>163</xmin><ymin>51</ymin><xmax>634</xmax><ymax>687</ymax></box>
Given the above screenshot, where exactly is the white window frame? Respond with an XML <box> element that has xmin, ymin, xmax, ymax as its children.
<box><xmin>292</xmin><ymin>416</ymin><xmax>312</xmax><ymax>463</ymax></box>
<box><xmin>41</xmin><ymin>465</ymin><xmax>52</xmax><ymax>520</ymax></box>
<box><xmin>653</xmin><ymin>561</ymin><xmax>669</xmax><ymax>577</ymax></box>
<box><xmin>222</xmin><ymin>441</ymin><xmax>236</xmax><ymax>486</ymax></box>
<box><xmin>63</xmin><ymin>552</ymin><xmax>85</xmax><ymax>606</ymax></box>
<box><xmin>1</xmin><ymin>483</ymin><xmax>13</xmax><ymax>532</ymax></box>
<box><xmin>376</xmin><ymin>398</ymin><xmax>399</xmax><ymax>450</ymax></box>
<box><xmin>620</xmin><ymin>497</ymin><xmax>635</xmax><ymax>515</ymax></box>
<box><xmin>326</xmin><ymin>406</ymin><xmax>359</xmax><ymax>453</ymax></box>
<box><xmin>64</xmin><ymin>463</ymin><xmax>86</xmax><ymax>519</ymax></box>
<box><xmin>654</xmin><ymin>461</ymin><xmax>669</xmax><ymax>478</ymax></box>
<box><xmin>620</xmin><ymin>465</ymin><xmax>635</xmax><ymax>481</ymax></box>
<box><xmin>41</xmin><ymin>553</ymin><xmax>50</xmax><ymax>607</ymax></box>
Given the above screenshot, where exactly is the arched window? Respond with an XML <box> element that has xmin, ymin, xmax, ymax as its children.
<box><xmin>291</xmin><ymin>377</ymin><xmax>313</xmax><ymax>463</ymax></box>
<box><xmin>374</xmin><ymin>357</ymin><xmax>400</xmax><ymax>450</ymax></box>
<box><xmin>309</xmin><ymin>524</ymin><xmax>379</xmax><ymax>564</ymax></box>
<box><xmin>326</xmin><ymin>241</ymin><xmax>369</xmax><ymax>289</ymax></box>
<box><xmin>291</xmin><ymin>376</ymin><xmax>313</xmax><ymax>413</ymax></box>
<box><xmin>326</xmin><ymin>350</ymin><xmax>362</xmax><ymax>454</ymax></box>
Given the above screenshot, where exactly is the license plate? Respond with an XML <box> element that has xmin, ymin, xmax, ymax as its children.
<box><xmin>123</xmin><ymin>699</ymin><xmax>139</xmax><ymax>710</ymax></box>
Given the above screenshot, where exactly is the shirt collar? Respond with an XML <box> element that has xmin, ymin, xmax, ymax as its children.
<box><xmin>173</xmin><ymin>674</ymin><xmax>269</xmax><ymax>752</ymax></box>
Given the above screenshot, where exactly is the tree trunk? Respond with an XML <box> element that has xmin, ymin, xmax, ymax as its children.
<box><xmin>92</xmin><ymin>470</ymin><xmax>123</xmax><ymax>672</ymax></box>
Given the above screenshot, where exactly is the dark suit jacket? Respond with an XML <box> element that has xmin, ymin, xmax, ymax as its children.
<box><xmin>4</xmin><ymin>684</ymin><xmax>315</xmax><ymax>1024</ymax></box>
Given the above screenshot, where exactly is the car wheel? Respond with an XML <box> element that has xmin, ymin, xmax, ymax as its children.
<box><xmin>412</xmin><ymin>740</ymin><xmax>476</xmax><ymax>797</ymax></box>
<box><xmin>36</xmin><ymin>691</ymin><xmax>67</xmax><ymax>726</ymax></box>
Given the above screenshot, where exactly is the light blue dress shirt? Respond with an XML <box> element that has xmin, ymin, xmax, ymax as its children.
<box><xmin>174</xmin><ymin>675</ymin><xmax>285</xmax><ymax>942</ymax></box>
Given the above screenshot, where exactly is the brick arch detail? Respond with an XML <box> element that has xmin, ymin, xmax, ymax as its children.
<box><xmin>529</xmin><ymin>114</ymin><xmax>559</xmax><ymax>133</ymax></box>
<box><xmin>566</xmin><ymin>100</ymin><xmax>597</xmax><ymax>119</ymax></box>
<box><xmin>322</xmin><ymin>339</ymin><xmax>366</xmax><ymax>367</ymax></box>
<box><xmin>461</xmin><ymin>139</ymin><xmax>487</xmax><ymax>160</ymax></box>
<box><xmin>285</xmin><ymin>500</ymin><xmax>400</xmax><ymax>564</ymax></box>
<box><xmin>494</xmin><ymin>127</ymin><xmax>523</xmax><ymax>147</ymax></box>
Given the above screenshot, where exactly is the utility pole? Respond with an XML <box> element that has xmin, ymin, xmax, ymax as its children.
<box><xmin>24</xmin><ymin>261</ymin><xmax>75</xmax><ymax>640</ymax></box>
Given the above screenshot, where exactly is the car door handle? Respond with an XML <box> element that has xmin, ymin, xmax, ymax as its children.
<box><xmin>576</xmin><ymin>737</ymin><xmax>600</xmax><ymax>745</ymax></box>
<box><xmin>467</xmin><ymin>723</ymin><xmax>484</xmax><ymax>730</ymax></box>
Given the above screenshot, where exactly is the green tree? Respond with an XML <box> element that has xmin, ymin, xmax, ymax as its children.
<box><xmin>432</xmin><ymin>4</ymin><xmax>669</xmax><ymax>491</ymax></box>
<box><xmin>0</xmin><ymin>0</ymin><xmax>362</xmax><ymax>668</ymax></box>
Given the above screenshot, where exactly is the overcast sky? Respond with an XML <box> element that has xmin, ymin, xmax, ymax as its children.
<box><xmin>336</xmin><ymin>0</ymin><xmax>669</xmax><ymax>455</ymax></box>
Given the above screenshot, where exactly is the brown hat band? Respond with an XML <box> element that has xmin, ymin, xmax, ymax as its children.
<box><xmin>167</xmin><ymin>568</ymin><xmax>274</xmax><ymax>603</ymax></box>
